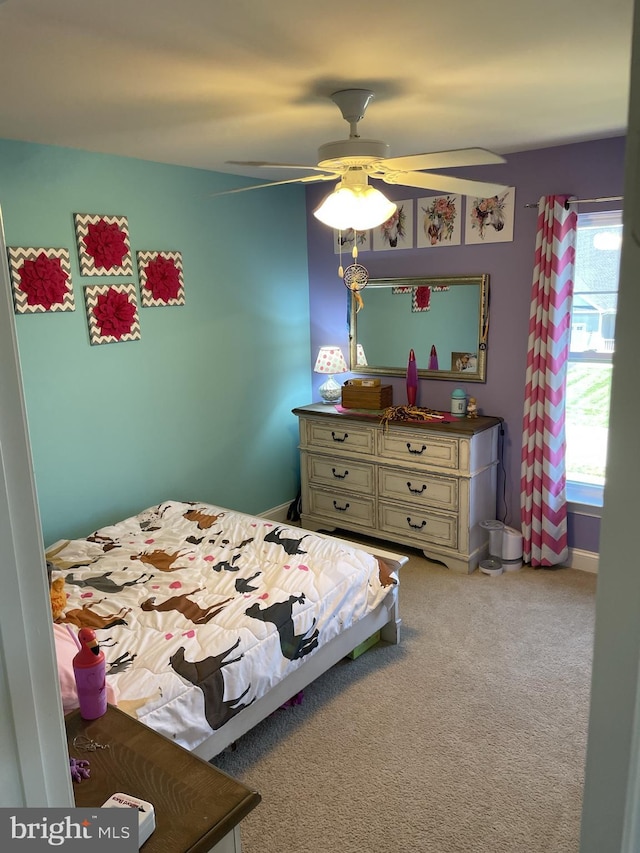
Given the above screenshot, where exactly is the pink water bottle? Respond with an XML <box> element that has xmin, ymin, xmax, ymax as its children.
<box><xmin>73</xmin><ymin>627</ymin><xmax>107</xmax><ymax>719</ymax></box>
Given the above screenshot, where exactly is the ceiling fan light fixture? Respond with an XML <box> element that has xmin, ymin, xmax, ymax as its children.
<box><xmin>314</xmin><ymin>180</ymin><xmax>397</xmax><ymax>231</ymax></box>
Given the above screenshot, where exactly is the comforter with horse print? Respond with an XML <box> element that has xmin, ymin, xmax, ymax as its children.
<box><xmin>47</xmin><ymin>500</ymin><xmax>396</xmax><ymax>751</ymax></box>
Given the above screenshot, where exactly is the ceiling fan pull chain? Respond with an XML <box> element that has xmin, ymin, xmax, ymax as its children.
<box><xmin>338</xmin><ymin>231</ymin><xmax>344</xmax><ymax>278</ymax></box>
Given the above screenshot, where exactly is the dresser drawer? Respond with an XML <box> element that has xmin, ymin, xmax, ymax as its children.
<box><xmin>303</xmin><ymin>419</ymin><xmax>375</xmax><ymax>456</ymax></box>
<box><xmin>307</xmin><ymin>487</ymin><xmax>376</xmax><ymax>528</ymax></box>
<box><xmin>379</xmin><ymin>467</ymin><xmax>458</xmax><ymax>511</ymax></box>
<box><xmin>305</xmin><ymin>454</ymin><xmax>375</xmax><ymax>495</ymax></box>
<box><xmin>378</xmin><ymin>501</ymin><xmax>458</xmax><ymax>549</ymax></box>
<box><xmin>377</xmin><ymin>431</ymin><xmax>459</xmax><ymax>470</ymax></box>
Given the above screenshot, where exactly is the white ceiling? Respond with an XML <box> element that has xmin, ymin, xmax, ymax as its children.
<box><xmin>0</xmin><ymin>0</ymin><xmax>633</xmax><ymax>185</ymax></box>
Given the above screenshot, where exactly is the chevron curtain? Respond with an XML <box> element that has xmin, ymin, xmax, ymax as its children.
<box><xmin>520</xmin><ymin>195</ymin><xmax>576</xmax><ymax>567</ymax></box>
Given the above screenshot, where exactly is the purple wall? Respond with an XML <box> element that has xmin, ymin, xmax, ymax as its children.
<box><xmin>305</xmin><ymin>136</ymin><xmax>625</xmax><ymax>553</ymax></box>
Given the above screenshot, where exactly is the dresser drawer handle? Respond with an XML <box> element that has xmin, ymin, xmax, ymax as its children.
<box><xmin>407</xmin><ymin>482</ymin><xmax>427</xmax><ymax>495</ymax></box>
<box><xmin>333</xmin><ymin>500</ymin><xmax>350</xmax><ymax>512</ymax></box>
<box><xmin>406</xmin><ymin>517</ymin><xmax>427</xmax><ymax>530</ymax></box>
<box><xmin>332</xmin><ymin>468</ymin><xmax>349</xmax><ymax>479</ymax></box>
<box><xmin>331</xmin><ymin>431</ymin><xmax>349</xmax><ymax>442</ymax></box>
<box><xmin>406</xmin><ymin>442</ymin><xmax>427</xmax><ymax>455</ymax></box>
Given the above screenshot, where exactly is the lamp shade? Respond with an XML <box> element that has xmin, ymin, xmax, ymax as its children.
<box><xmin>356</xmin><ymin>343</ymin><xmax>368</xmax><ymax>366</ymax></box>
<box><xmin>313</xmin><ymin>174</ymin><xmax>397</xmax><ymax>231</ymax></box>
<box><xmin>313</xmin><ymin>346</ymin><xmax>348</xmax><ymax>375</ymax></box>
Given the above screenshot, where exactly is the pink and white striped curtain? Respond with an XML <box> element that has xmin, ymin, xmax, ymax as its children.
<box><xmin>520</xmin><ymin>195</ymin><xmax>577</xmax><ymax>567</ymax></box>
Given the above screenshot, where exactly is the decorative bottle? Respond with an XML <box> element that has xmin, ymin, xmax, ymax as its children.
<box><xmin>73</xmin><ymin>627</ymin><xmax>107</xmax><ymax>720</ymax></box>
<box><xmin>406</xmin><ymin>349</ymin><xmax>418</xmax><ymax>406</ymax></box>
<box><xmin>428</xmin><ymin>345</ymin><xmax>439</xmax><ymax>371</ymax></box>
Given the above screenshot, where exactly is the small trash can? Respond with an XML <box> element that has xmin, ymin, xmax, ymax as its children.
<box><xmin>501</xmin><ymin>526</ymin><xmax>524</xmax><ymax>571</ymax></box>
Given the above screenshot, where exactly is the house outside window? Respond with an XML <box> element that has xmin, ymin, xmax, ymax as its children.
<box><xmin>566</xmin><ymin>209</ymin><xmax>622</xmax><ymax>509</ymax></box>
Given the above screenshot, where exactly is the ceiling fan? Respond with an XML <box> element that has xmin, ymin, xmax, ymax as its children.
<box><xmin>215</xmin><ymin>88</ymin><xmax>509</xmax><ymax>210</ymax></box>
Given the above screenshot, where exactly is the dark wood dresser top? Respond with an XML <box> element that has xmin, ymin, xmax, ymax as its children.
<box><xmin>293</xmin><ymin>403</ymin><xmax>502</xmax><ymax>435</ymax></box>
<box><xmin>66</xmin><ymin>705</ymin><xmax>260</xmax><ymax>853</ymax></box>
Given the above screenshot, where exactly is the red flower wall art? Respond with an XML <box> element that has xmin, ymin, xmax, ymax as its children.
<box><xmin>412</xmin><ymin>285</ymin><xmax>433</xmax><ymax>312</ymax></box>
<box><xmin>411</xmin><ymin>284</ymin><xmax>450</xmax><ymax>313</ymax></box>
<box><xmin>84</xmin><ymin>283</ymin><xmax>140</xmax><ymax>345</ymax></box>
<box><xmin>137</xmin><ymin>251</ymin><xmax>185</xmax><ymax>307</ymax></box>
<box><xmin>7</xmin><ymin>247</ymin><xmax>75</xmax><ymax>314</ymax></box>
<box><xmin>74</xmin><ymin>213</ymin><xmax>133</xmax><ymax>276</ymax></box>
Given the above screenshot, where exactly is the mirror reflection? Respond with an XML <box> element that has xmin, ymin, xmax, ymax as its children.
<box><xmin>349</xmin><ymin>274</ymin><xmax>489</xmax><ymax>382</ymax></box>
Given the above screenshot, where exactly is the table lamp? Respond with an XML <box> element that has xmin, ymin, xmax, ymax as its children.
<box><xmin>314</xmin><ymin>346</ymin><xmax>348</xmax><ymax>403</ymax></box>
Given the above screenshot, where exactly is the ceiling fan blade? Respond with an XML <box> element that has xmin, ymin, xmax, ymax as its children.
<box><xmin>210</xmin><ymin>173</ymin><xmax>336</xmax><ymax>198</ymax></box>
<box><xmin>226</xmin><ymin>160</ymin><xmax>331</xmax><ymax>172</ymax></box>
<box><xmin>381</xmin><ymin>148</ymin><xmax>506</xmax><ymax>172</ymax></box>
<box><xmin>382</xmin><ymin>170</ymin><xmax>509</xmax><ymax>198</ymax></box>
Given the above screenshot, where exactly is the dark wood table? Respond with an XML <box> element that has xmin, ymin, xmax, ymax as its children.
<box><xmin>65</xmin><ymin>705</ymin><xmax>260</xmax><ymax>853</ymax></box>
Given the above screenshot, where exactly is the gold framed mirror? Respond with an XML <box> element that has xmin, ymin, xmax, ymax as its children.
<box><xmin>348</xmin><ymin>274</ymin><xmax>489</xmax><ymax>382</ymax></box>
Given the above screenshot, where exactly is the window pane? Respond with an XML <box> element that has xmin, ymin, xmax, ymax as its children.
<box><xmin>571</xmin><ymin>210</ymin><xmax>621</xmax><ymax>356</ymax></box>
<box><xmin>566</xmin><ymin>209</ymin><xmax>621</xmax><ymax>499</ymax></box>
<box><xmin>565</xmin><ymin>361</ymin><xmax>612</xmax><ymax>485</ymax></box>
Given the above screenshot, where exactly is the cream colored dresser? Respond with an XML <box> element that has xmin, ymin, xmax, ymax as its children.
<box><xmin>293</xmin><ymin>404</ymin><xmax>502</xmax><ymax>574</ymax></box>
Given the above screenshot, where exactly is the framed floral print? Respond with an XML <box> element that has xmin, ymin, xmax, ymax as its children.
<box><xmin>465</xmin><ymin>187</ymin><xmax>516</xmax><ymax>244</ymax></box>
<box><xmin>416</xmin><ymin>195</ymin><xmax>462</xmax><ymax>248</ymax></box>
<box><xmin>372</xmin><ymin>199</ymin><xmax>414</xmax><ymax>251</ymax></box>
<box><xmin>74</xmin><ymin>213</ymin><xmax>133</xmax><ymax>276</ymax></box>
<box><xmin>7</xmin><ymin>247</ymin><xmax>75</xmax><ymax>313</ymax></box>
<box><xmin>137</xmin><ymin>251</ymin><xmax>185</xmax><ymax>307</ymax></box>
<box><xmin>84</xmin><ymin>283</ymin><xmax>140</xmax><ymax>345</ymax></box>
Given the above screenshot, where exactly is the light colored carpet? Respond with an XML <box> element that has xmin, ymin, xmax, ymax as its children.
<box><xmin>212</xmin><ymin>543</ymin><xmax>596</xmax><ymax>853</ymax></box>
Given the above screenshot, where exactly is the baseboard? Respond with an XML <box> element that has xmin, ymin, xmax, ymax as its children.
<box><xmin>261</xmin><ymin>504</ymin><xmax>600</xmax><ymax>574</ymax></box>
<box><xmin>566</xmin><ymin>548</ymin><xmax>599</xmax><ymax>574</ymax></box>
<box><xmin>258</xmin><ymin>502</ymin><xmax>292</xmax><ymax>523</ymax></box>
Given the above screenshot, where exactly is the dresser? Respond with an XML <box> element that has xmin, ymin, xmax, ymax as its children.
<box><xmin>293</xmin><ymin>404</ymin><xmax>502</xmax><ymax>574</ymax></box>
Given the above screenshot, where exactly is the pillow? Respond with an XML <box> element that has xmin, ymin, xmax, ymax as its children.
<box><xmin>53</xmin><ymin>623</ymin><xmax>118</xmax><ymax>713</ymax></box>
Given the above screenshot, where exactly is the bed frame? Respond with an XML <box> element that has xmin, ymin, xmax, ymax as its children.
<box><xmin>192</xmin><ymin>537</ymin><xmax>406</xmax><ymax>760</ymax></box>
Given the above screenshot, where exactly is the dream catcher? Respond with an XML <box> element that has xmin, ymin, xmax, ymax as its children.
<box><xmin>338</xmin><ymin>231</ymin><xmax>369</xmax><ymax>312</ymax></box>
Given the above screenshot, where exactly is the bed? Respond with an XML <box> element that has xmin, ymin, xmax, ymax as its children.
<box><xmin>47</xmin><ymin>499</ymin><xmax>405</xmax><ymax>760</ymax></box>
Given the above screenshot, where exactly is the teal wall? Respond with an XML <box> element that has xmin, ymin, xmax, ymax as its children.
<box><xmin>0</xmin><ymin>140</ymin><xmax>311</xmax><ymax>545</ymax></box>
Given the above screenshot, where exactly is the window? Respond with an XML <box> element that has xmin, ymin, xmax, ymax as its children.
<box><xmin>566</xmin><ymin>209</ymin><xmax>622</xmax><ymax>508</ymax></box>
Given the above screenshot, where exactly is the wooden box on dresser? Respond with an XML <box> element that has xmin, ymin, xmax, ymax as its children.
<box><xmin>293</xmin><ymin>404</ymin><xmax>502</xmax><ymax>574</ymax></box>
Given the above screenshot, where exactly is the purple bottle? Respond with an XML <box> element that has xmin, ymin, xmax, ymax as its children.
<box><xmin>73</xmin><ymin>627</ymin><xmax>107</xmax><ymax>720</ymax></box>
<box><xmin>406</xmin><ymin>348</ymin><xmax>418</xmax><ymax>406</ymax></box>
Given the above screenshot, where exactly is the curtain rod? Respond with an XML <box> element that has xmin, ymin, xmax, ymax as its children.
<box><xmin>524</xmin><ymin>195</ymin><xmax>623</xmax><ymax>209</ymax></box>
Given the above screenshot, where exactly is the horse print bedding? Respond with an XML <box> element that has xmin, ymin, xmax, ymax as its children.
<box><xmin>47</xmin><ymin>499</ymin><xmax>398</xmax><ymax>752</ymax></box>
